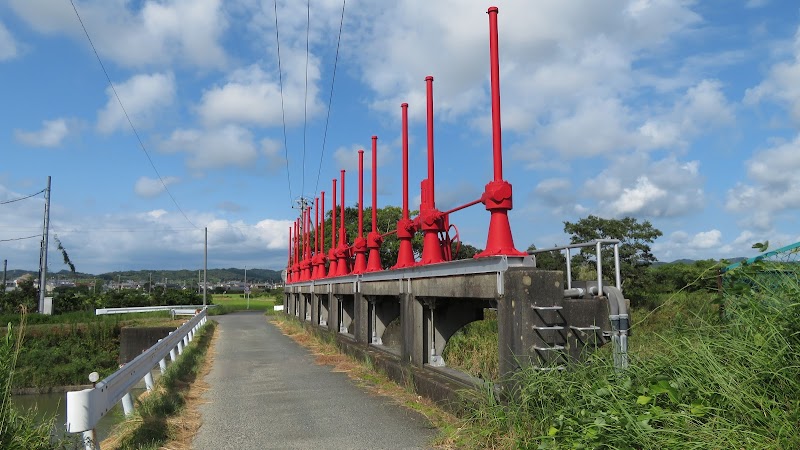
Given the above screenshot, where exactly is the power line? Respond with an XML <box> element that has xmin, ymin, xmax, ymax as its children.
<box><xmin>274</xmin><ymin>0</ymin><xmax>294</xmax><ymax>207</ymax></box>
<box><xmin>0</xmin><ymin>188</ymin><xmax>45</xmax><ymax>205</ymax></box>
<box><xmin>313</xmin><ymin>0</ymin><xmax>347</xmax><ymax>198</ymax></box>
<box><xmin>301</xmin><ymin>0</ymin><xmax>311</xmax><ymax>200</ymax></box>
<box><xmin>0</xmin><ymin>234</ymin><xmax>40</xmax><ymax>243</ymax></box>
<box><xmin>68</xmin><ymin>0</ymin><xmax>198</xmax><ymax>230</ymax></box>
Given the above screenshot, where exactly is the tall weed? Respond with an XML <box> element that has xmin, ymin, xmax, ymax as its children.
<box><xmin>453</xmin><ymin>275</ymin><xmax>800</xmax><ymax>449</ymax></box>
<box><xmin>0</xmin><ymin>311</ymin><xmax>57</xmax><ymax>450</ymax></box>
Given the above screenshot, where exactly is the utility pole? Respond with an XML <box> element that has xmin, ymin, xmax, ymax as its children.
<box><xmin>149</xmin><ymin>272</ymin><xmax>152</xmax><ymax>295</ymax></box>
<box><xmin>245</xmin><ymin>265</ymin><xmax>249</xmax><ymax>310</ymax></box>
<box><xmin>2</xmin><ymin>259</ymin><xmax>6</xmax><ymax>294</ymax></box>
<box><xmin>203</xmin><ymin>227</ymin><xmax>207</xmax><ymax>306</ymax></box>
<box><xmin>38</xmin><ymin>176</ymin><xmax>51</xmax><ymax>312</ymax></box>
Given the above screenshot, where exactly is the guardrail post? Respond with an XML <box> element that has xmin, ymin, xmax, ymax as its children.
<box><xmin>177</xmin><ymin>341</ymin><xmax>184</xmax><ymax>355</ymax></box>
<box><xmin>144</xmin><ymin>371</ymin><xmax>154</xmax><ymax>391</ymax></box>
<box><xmin>169</xmin><ymin>346</ymin><xmax>178</xmax><ymax>361</ymax></box>
<box><xmin>159</xmin><ymin>357</ymin><xmax>167</xmax><ymax>374</ymax></box>
<box><xmin>121</xmin><ymin>392</ymin><xmax>134</xmax><ymax>416</ymax></box>
<box><xmin>82</xmin><ymin>430</ymin><xmax>97</xmax><ymax>450</ymax></box>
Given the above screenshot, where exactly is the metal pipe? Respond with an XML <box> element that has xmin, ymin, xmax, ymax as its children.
<box><xmin>596</xmin><ymin>241</ymin><xmax>603</xmax><ymax>296</ymax></box>
<box><xmin>565</xmin><ymin>248</ymin><xmax>572</xmax><ymax>290</ymax></box>
<box><xmin>488</xmin><ymin>7</ymin><xmax>502</xmax><ymax>181</ymax></box>
<box><xmin>358</xmin><ymin>150</ymin><xmax>364</xmax><ymax>239</ymax></box>
<box><xmin>328</xmin><ymin>179</ymin><xmax>338</xmax><ymax>277</ymax></box>
<box><xmin>321</xmin><ymin>191</ymin><xmax>325</xmax><ymax>263</ymax></box>
<box><xmin>614</xmin><ymin>243</ymin><xmax>622</xmax><ymax>289</ymax></box>
<box><xmin>315</xmin><ymin>197</ymin><xmax>320</xmax><ymax>255</ymax></box>
<box><xmin>340</xmin><ymin>170</ymin><xmax>346</xmax><ymax>245</ymax></box>
<box><xmin>425</xmin><ymin>76</ymin><xmax>435</xmax><ymax>199</ymax></box>
<box><xmin>440</xmin><ymin>198</ymin><xmax>482</xmax><ymax>216</ymax></box>
<box><xmin>402</xmin><ymin>104</ymin><xmax>409</xmax><ymax>220</ymax></box>
<box><xmin>371</xmin><ymin>136</ymin><xmax>378</xmax><ymax>232</ymax></box>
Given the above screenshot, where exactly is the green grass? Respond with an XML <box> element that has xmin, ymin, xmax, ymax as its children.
<box><xmin>444</xmin><ymin>280</ymin><xmax>800</xmax><ymax>449</ymax></box>
<box><xmin>208</xmin><ymin>293</ymin><xmax>279</xmax><ymax>314</ymax></box>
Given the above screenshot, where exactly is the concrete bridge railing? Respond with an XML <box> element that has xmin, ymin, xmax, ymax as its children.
<box><xmin>66</xmin><ymin>308</ymin><xmax>208</xmax><ymax>450</ymax></box>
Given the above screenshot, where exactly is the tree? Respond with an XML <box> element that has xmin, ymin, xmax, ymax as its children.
<box><xmin>526</xmin><ymin>244</ymin><xmax>567</xmax><ymax>271</ymax></box>
<box><xmin>563</xmin><ymin>215</ymin><xmax>662</xmax><ymax>301</ymax></box>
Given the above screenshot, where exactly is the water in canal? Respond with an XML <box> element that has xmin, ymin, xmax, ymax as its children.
<box><xmin>11</xmin><ymin>370</ymin><xmax>158</xmax><ymax>445</ymax></box>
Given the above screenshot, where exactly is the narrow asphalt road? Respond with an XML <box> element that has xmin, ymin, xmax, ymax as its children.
<box><xmin>192</xmin><ymin>311</ymin><xmax>437</xmax><ymax>449</ymax></box>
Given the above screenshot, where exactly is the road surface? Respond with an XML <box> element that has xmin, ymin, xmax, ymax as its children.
<box><xmin>193</xmin><ymin>311</ymin><xmax>437</xmax><ymax>449</ymax></box>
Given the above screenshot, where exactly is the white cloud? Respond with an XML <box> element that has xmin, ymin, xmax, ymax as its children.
<box><xmin>134</xmin><ymin>176</ymin><xmax>180</xmax><ymax>198</ymax></box>
<box><xmin>0</xmin><ymin>21</ymin><xmax>18</xmax><ymax>61</ymax></box>
<box><xmin>160</xmin><ymin>125</ymin><xmax>261</xmax><ymax>169</ymax></box>
<box><xmin>347</xmin><ymin>0</ymin><xmax>701</xmax><ymax>139</ymax></box>
<box><xmin>636</xmin><ymin>79</ymin><xmax>735</xmax><ymax>151</ymax></box>
<box><xmin>585</xmin><ymin>153</ymin><xmax>704</xmax><ymax>218</ymax></box>
<box><xmin>198</xmin><ymin>64</ymin><xmax>322</xmax><ymax>127</ymax></box>
<box><xmin>534</xmin><ymin>178</ymin><xmax>573</xmax><ymax>208</ymax></box>
<box><xmin>97</xmin><ymin>72</ymin><xmax>176</xmax><ymax>134</ymax></box>
<box><xmin>8</xmin><ymin>0</ymin><xmax>227</xmax><ymax>68</ymax></box>
<box><xmin>609</xmin><ymin>177</ymin><xmax>668</xmax><ymax>216</ymax></box>
<box><xmin>14</xmin><ymin>118</ymin><xmax>70</xmax><ymax>147</ymax></box>
<box><xmin>332</xmin><ymin>141</ymin><xmax>392</xmax><ymax>173</ymax></box>
<box><xmin>690</xmin><ymin>229</ymin><xmax>722</xmax><ymax>249</ymax></box>
<box><xmin>744</xmin><ymin>26</ymin><xmax>800</xmax><ymax>123</ymax></box>
<box><xmin>726</xmin><ymin>134</ymin><xmax>800</xmax><ymax>230</ymax></box>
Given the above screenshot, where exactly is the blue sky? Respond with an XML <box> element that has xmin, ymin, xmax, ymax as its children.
<box><xmin>1</xmin><ymin>0</ymin><xmax>799</xmax><ymax>274</ymax></box>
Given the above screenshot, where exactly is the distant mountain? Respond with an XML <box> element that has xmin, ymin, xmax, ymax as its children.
<box><xmin>652</xmin><ymin>257</ymin><xmax>746</xmax><ymax>267</ymax></box>
<box><xmin>2</xmin><ymin>268</ymin><xmax>282</xmax><ymax>283</ymax></box>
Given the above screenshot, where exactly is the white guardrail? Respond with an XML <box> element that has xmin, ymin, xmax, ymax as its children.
<box><xmin>66</xmin><ymin>308</ymin><xmax>209</xmax><ymax>450</ymax></box>
<box><xmin>95</xmin><ymin>304</ymin><xmax>216</xmax><ymax>315</ymax></box>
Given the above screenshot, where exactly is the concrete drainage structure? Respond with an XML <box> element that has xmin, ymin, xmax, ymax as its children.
<box><xmin>284</xmin><ymin>255</ymin><xmax>617</xmax><ymax>407</ymax></box>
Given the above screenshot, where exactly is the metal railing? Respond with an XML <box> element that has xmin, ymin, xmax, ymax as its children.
<box><xmin>528</xmin><ymin>239</ymin><xmax>629</xmax><ymax>369</ymax></box>
<box><xmin>95</xmin><ymin>304</ymin><xmax>216</xmax><ymax>315</ymax></box>
<box><xmin>66</xmin><ymin>308</ymin><xmax>208</xmax><ymax>449</ymax></box>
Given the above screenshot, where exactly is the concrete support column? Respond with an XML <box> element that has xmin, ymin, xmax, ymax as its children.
<box><xmin>354</xmin><ymin>292</ymin><xmax>369</xmax><ymax>344</ymax></box>
<box><xmin>330</xmin><ymin>293</ymin><xmax>341</xmax><ymax>334</ymax></box>
<box><xmin>311</xmin><ymin>292</ymin><xmax>320</xmax><ymax>326</ymax></box>
<box><xmin>401</xmin><ymin>292</ymin><xmax>425</xmax><ymax>367</ymax></box>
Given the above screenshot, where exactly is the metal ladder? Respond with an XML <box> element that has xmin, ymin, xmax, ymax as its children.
<box><xmin>532</xmin><ymin>305</ymin><xmax>567</xmax><ymax>370</ymax></box>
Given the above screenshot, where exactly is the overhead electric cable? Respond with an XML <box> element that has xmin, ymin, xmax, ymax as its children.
<box><xmin>69</xmin><ymin>0</ymin><xmax>198</xmax><ymax>229</ymax></box>
<box><xmin>273</xmin><ymin>0</ymin><xmax>294</xmax><ymax>207</ymax></box>
<box><xmin>313</xmin><ymin>0</ymin><xmax>346</xmax><ymax>198</ymax></box>
<box><xmin>301</xmin><ymin>0</ymin><xmax>311</xmax><ymax>200</ymax></box>
<box><xmin>0</xmin><ymin>234</ymin><xmax>40</xmax><ymax>243</ymax></box>
<box><xmin>0</xmin><ymin>188</ymin><xmax>45</xmax><ymax>205</ymax></box>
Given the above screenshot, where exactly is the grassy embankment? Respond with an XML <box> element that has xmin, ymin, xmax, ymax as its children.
<box><xmin>10</xmin><ymin>311</ymin><xmax>184</xmax><ymax>390</ymax></box>
<box><xmin>206</xmin><ymin>293</ymin><xmax>279</xmax><ymax>315</ymax></box>
<box><xmin>442</xmin><ymin>275</ymin><xmax>800</xmax><ymax>449</ymax></box>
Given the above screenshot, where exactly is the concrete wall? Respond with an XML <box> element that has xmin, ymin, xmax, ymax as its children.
<box><xmin>119</xmin><ymin>327</ymin><xmax>175</xmax><ymax>363</ymax></box>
